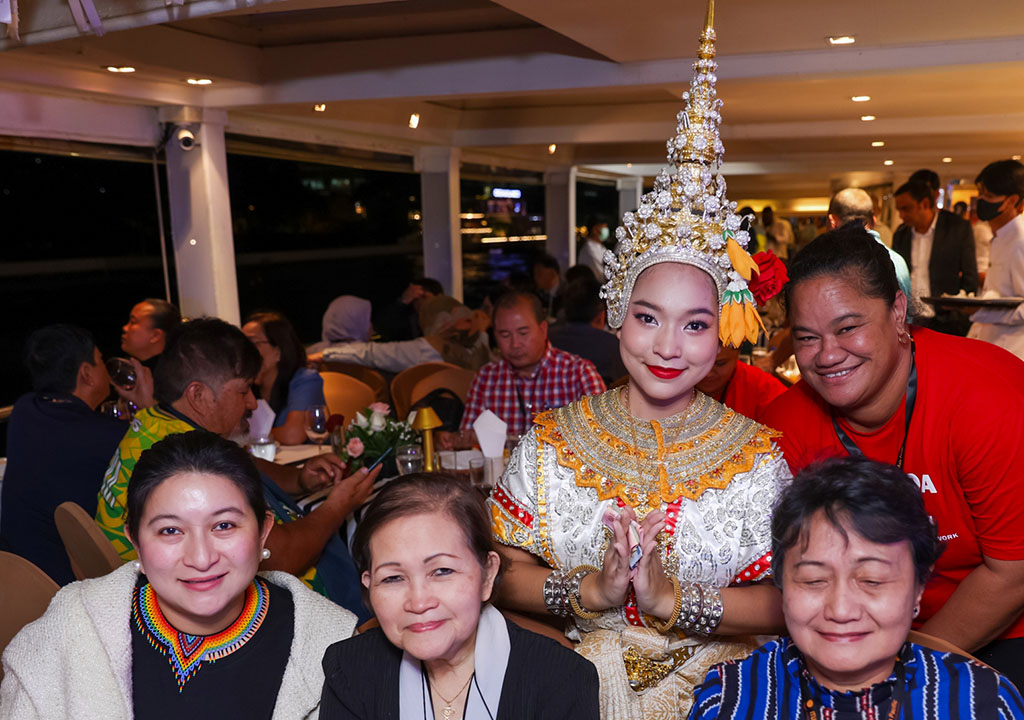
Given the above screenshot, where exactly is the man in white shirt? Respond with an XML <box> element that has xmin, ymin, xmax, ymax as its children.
<box><xmin>578</xmin><ymin>223</ymin><xmax>609</xmax><ymax>281</ymax></box>
<box><xmin>968</xmin><ymin>159</ymin><xmax>1024</xmax><ymax>359</ymax></box>
<box><xmin>893</xmin><ymin>179</ymin><xmax>979</xmax><ymax>335</ymax></box>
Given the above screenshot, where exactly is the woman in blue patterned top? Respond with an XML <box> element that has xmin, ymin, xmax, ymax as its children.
<box><xmin>689</xmin><ymin>456</ymin><xmax>1024</xmax><ymax>719</ymax></box>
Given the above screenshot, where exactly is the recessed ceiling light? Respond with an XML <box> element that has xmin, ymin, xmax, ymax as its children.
<box><xmin>861</xmin><ymin>115</ymin><xmax>876</xmax><ymax>122</ymax></box>
<box><xmin>871</xmin><ymin>141</ymin><xmax>885</xmax><ymax>147</ymax></box>
<box><xmin>547</xmin><ymin>143</ymin><xmax>557</xmax><ymax>155</ymax></box>
<box><xmin>187</xmin><ymin>78</ymin><xmax>212</xmax><ymax>86</ymax></box>
<box><xmin>1013</xmin><ymin>155</ymin><xmax>1022</xmax><ymax>161</ymax></box>
<box><xmin>828</xmin><ymin>35</ymin><xmax>856</xmax><ymax>45</ymax></box>
<box><xmin>942</xmin><ymin>157</ymin><xmax>952</xmax><ymax>163</ymax></box>
<box><xmin>408</xmin><ymin>113</ymin><xmax>420</xmax><ymax>129</ymax></box>
<box><xmin>313</xmin><ymin>103</ymin><xmax>326</xmax><ymax>112</ymax></box>
<box><xmin>626</xmin><ymin>162</ymin><xmax>633</xmax><ymax>168</ymax></box>
<box><xmin>883</xmin><ymin>160</ymin><xmax>894</xmax><ymax>166</ymax></box>
<box><xmin>851</xmin><ymin>95</ymin><xmax>871</xmax><ymax>102</ymax></box>
<box><xmin>106</xmin><ymin>66</ymin><xmax>136</xmax><ymax>73</ymax></box>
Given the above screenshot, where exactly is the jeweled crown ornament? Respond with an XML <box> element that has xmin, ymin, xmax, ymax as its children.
<box><xmin>601</xmin><ymin>0</ymin><xmax>769</xmax><ymax>347</ymax></box>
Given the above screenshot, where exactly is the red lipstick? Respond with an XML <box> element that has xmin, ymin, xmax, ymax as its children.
<box><xmin>646</xmin><ymin>365</ymin><xmax>683</xmax><ymax>379</ymax></box>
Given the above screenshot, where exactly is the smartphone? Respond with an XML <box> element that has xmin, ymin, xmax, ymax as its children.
<box><xmin>299</xmin><ymin>447</ymin><xmax>394</xmax><ymax>506</ymax></box>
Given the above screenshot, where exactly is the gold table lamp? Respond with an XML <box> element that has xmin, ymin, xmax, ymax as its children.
<box><xmin>410</xmin><ymin>406</ymin><xmax>443</xmax><ymax>472</ymax></box>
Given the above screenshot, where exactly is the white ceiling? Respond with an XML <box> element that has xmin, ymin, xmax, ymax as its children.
<box><xmin>2</xmin><ymin>0</ymin><xmax>1023</xmax><ymax>201</ymax></box>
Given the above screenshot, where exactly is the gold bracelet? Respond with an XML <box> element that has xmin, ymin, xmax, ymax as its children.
<box><xmin>566</xmin><ymin>564</ymin><xmax>602</xmax><ymax>620</ymax></box>
<box><xmin>651</xmin><ymin>576</ymin><xmax>682</xmax><ymax>634</ymax></box>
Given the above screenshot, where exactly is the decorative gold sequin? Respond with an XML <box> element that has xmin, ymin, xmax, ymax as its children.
<box><xmin>622</xmin><ymin>644</ymin><xmax>698</xmax><ymax>693</ymax></box>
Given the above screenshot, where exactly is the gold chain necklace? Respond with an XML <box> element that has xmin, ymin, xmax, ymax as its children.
<box><xmin>429</xmin><ymin>671</ymin><xmax>475</xmax><ymax>720</ymax></box>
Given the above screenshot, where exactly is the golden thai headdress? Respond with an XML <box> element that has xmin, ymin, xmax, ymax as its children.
<box><xmin>600</xmin><ymin>0</ymin><xmax>766</xmax><ymax>347</ymax></box>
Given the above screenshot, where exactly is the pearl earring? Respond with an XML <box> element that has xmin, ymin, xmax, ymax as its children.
<box><xmin>261</xmin><ymin>548</ymin><xmax>271</xmax><ymax>560</ymax></box>
<box><xmin>132</xmin><ymin>560</ymin><xmax>141</xmax><ymax>572</ymax></box>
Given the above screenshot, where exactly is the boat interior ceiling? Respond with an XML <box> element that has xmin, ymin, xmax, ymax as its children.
<box><xmin>2</xmin><ymin>0</ymin><xmax>1024</xmax><ymax>198</ymax></box>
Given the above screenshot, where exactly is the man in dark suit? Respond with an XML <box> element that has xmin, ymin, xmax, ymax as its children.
<box><xmin>894</xmin><ymin>178</ymin><xmax>979</xmax><ymax>335</ymax></box>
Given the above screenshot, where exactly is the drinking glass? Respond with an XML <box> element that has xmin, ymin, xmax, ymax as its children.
<box><xmin>396</xmin><ymin>444</ymin><xmax>424</xmax><ymax>476</ymax></box>
<box><xmin>105</xmin><ymin>357</ymin><xmax>137</xmax><ymax>390</ymax></box>
<box><xmin>305</xmin><ymin>405</ymin><xmax>330</xmax><ymax>451</ymax></box>
<box><xmin>468</xmin><ymin>457</ymin><xmax>485</xmax><ymax>489</ymax></box>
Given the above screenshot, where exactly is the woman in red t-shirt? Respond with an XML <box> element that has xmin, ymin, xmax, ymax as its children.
<box><xmin>762</xmin><ymin>222</ymin><xmax>1024</xmax><ymax>688</ymax></box>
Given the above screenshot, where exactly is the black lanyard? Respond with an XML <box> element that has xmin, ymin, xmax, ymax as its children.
<box><xmin>831</xmin><ymin>343</ymin><xmax>917</xmax><ymax>470</ymax></box>
<box><xmin>799</xmin><ymin>657</ymin><xmax>907</xmax><ymax>720</ymax></box>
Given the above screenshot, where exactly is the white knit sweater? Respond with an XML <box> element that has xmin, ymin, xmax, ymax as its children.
<box><xmin>0</xmin><ymin>564</ymin><xmax>356</xmax><ymax>720</ymax></box>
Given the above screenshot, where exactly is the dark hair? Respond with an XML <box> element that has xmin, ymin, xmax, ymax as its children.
<box><xmin>244</xmin><ymin>311</ymin><xmax>306</xmax><ymax>416</ymax></box>
<box><xmin>952</xmin><ymin>201</ymin><xmax>968</xmax><ymax>216</ymax></box>
<box><xmin>975</xmin><ymin>159</ymin><xmax>1024</xmax><ymax>199</ymax></box>
<box><xmin>413</xmin><ymin>277</ymin><xmax>445</xmax><ymax>296</ymax></box>
<box><xmin>493</xmin><ymin>290</ymin><xmax>545</xmax><ymax>324</ymax></box>
<box><xmin>566</xmin><ymin>264</ymin><xmax>598</xmax><ymax>285</ymax></box>
<box><xmin>895</xmin><ymin>179</ymin><xmax>933</xmax><ymax>206</ymax></box>
<box><xmin>909</xmin><ymin>169</ymin><xmax>940</xmax><ymax>193</ymax></box>
<box><xmin>141</xmin><ymin>298</ymin><xmax>182</xmax><ymax>334</ymax></box>
<box><xmin>351</xmin><ymin>472</ymin><xmax>502</xmax><ymax>588</ymax></box>
<box><xmin>785</xmin><ymin>222</ymin><xmax>899</xmax><ymax>313</ymax></box>
<box><xmin>23</xmin><ymin>324</ymin><xmax>97</xmax><ymax>394</ymax></box>
<box><xmin>533</xmin><ymin>253</ymin><xmax>560</xmax><ymax>273</ymax></box>
<box><xmin>126</xmin><ymin>430</ymin><xmax>268</xmax><ymax>540</ymax></box>
<box><xmin>771</xmin><ymin>456</ymin><xmax>943</xmax><ymax>587</ymax></box>
<box><xmin>563</xmin><ymin>276</ymin><xmax>604</xmax><ymax>323</ymax></box>
<box><xmin>154</xmin><ymin>317</ymin><xmax>262</xmax><ymax>405</ymax></box>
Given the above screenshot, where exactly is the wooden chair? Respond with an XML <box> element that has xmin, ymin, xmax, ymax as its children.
<box><xmin>320</xmin><ymin>372</ymin><xmax>378</xmax><ymax>428</ymax></box>
<box><xmin>321</xmin><ymin>361</ymin><xmax>389</xmax><ymax>404</ymax></box>
<box><xmin>54</xmin><ymin>501</ymin><xmax>124</xmax><ymax>581</ymax></box>
<box><xmin>390</xmin><ymin>362</ymin><xmax>460</xmax><ymax>420</ymax></box>
<box><xmin>0</xmin><ymin>552</ymin><xmax>59</xmax><ymax>682</ymax></box>
<box><xmin>410</xmin><ymin>366</ymin><xmax>476</xmax><ymax>409</ymax></box>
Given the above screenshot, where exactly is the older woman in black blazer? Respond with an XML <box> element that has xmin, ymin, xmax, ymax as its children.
<box><xmin>320</xmin><ymin>473</ymin><xmax>599</xmax><ymax>720</ymax></box>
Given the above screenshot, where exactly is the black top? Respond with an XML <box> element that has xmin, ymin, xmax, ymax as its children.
<box><xmin>549</xmin><ymin>322</ymin><xmax>626</xmax><ymax>384</ymax></box>
<box><xmin>0</xmin><ymin>392</ymin><xmax>128</xmax><ymax>585</ymax></box>
<box><xmin>131</xmin><ymin>578</ymin><xmax>294</xmax><ymax>720</ymax></box>
<box><xmin>319</xmin><ymin>619</ymin><xmax>600</xmax><ymax>720</ymax></box>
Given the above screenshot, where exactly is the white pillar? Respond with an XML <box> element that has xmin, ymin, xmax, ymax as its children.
<box><xmin>160</xmin><ymin>107</ymin><xmax>240</xmax><ymax>325</ymax></box>
<box><xmin>415</xmin><ymin>147</ymin><xmax>462</xmax><ymax>301</ymax></box>
<box><xmin>544</xmin><ymin>166</ymin><xmax>577</xmax><ymax>272</ymax></box>
<box><xmin>617</xmin><ymin>176</ymin><xmax>643</xmax><ymax>219</ymax></box>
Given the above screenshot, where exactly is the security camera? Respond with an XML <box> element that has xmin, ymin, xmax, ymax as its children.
<box><xmin>176</xmin><ymin>127</ymin><xmax>197</xmax><ymax>151</ymax></box>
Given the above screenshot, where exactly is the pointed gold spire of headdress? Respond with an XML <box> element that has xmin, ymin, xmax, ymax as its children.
<box><xmin>601</xmin><ymin>0</ymin><xmax>771</xmax><ymax>347</ymax></box>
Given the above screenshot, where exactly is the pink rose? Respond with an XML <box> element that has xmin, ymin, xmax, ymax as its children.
<box><xmin>346</xmin><ymin>437</ymin><xmax>365</xmax><ymax>458</ymax></box>
<box><xmin>368</xmin><ymin>402</ymin><xmax>390</xmax><ymax>415</ymax></box>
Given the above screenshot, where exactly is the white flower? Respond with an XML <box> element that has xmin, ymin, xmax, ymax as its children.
<box><xmin>370</xmin><ymin>411</ymin><xmax>387</xmax><ymax>432</ymax></box>
<box><xmin>725</xmin><ymin>214</ymin><xmax>741</xmax><ymax>231</ymax></box>
<box><xmin>705</xmin><ymin>196</ymin><xmax>720</xmax><ymax>212</ymax></box>
<box><xmin>354</xmin><ymin>411</ymin><xmax>369</xmax><ymax>429</ymax></box>
<box><xmin>735</xmin><ymin>229</ymin><xmax>750</xmax><ymax>246</ymax></box>
<box><xmin>644</xmin><ymin>223</ymin><xmax>661</xmax><ymax>240</ymax></box>
<box><xmin>615</xmin><ymin>226</ymin><xmax>627</xmax><ymax>241</ymax></box>
<box><xmin>656</xmin><ymin>190</ymin><xmax>671</xmax><ymax>208</ymax></box>
<box><xmin>637</xmin><ymin>203</ymin><xmax>653</xmax><ymax>219</ymax></box>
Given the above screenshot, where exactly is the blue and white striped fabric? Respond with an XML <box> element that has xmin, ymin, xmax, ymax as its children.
<box><xmin>688</xmin><ymin>638</ymin><xmax>1024</xmax><ymax>720</ymax></box>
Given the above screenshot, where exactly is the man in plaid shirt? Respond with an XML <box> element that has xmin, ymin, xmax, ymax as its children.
<box><xmin>459</xmin><ymin>291</ymin><xmax>606</xmax><ymax>437</ymax></box>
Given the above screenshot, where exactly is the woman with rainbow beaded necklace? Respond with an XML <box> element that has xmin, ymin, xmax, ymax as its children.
<box><xmin>487</xmin><ymin>3</ymin><xmax>791</xmax><ymax>718</ymax></box>
<box><xmin>0</xmin><ymin>430</ymin><xmax>356</xmax><ymax>720</ymax></box>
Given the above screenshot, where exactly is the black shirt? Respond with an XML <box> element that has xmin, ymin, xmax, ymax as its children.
<box><xmin>131</xmin><ymin>578</ymin><xmax>294</xmax><ymax>720</ymax></box>
<box><xmin>0</xmin><ymin>392</ymin><xmax>128</xmax><ymax>585</ymax></box>
<box><xmin>549</xmin><ymin>323</ymin><xmax>626</xmax><ymax>385</ymax></box>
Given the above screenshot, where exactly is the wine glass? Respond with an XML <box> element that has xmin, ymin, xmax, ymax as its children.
<box><xmin>305</xmin><ymin>405</ymin><xmax>330</xmax><ymax>452</ymax></box>
<box><xmin>105</xmin><ymin>357</ymin><xmax>137</xmax><ymax>390</ymax></box>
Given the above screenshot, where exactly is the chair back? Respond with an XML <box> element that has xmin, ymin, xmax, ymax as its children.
<box><xmin>410</xmin><ymin>366</ymin><xmax>476</xmax><ymax>409</ymax></box>
<box><xmin>390</xmin><ymin>362</ymin><xmax>459</xmax><ymax>420</ymax></box>
<box><xmin>321</xmin><ymin>361</ymin><xmax>389</xmax><ymax>404</ymax></box>
<box><xmin>54</xmin><ymin>501</ymin><xmax>125</xmax><ymax>581</ymax></box>
<box><xmin>320</xmin><ymin>372</ymin><xmax>378</xmax><ymax>428</ymax></box>
<box><xmin>0</xmin><ymin>551</ymin><xmax>59</xmax><ymax>681</ymax></box>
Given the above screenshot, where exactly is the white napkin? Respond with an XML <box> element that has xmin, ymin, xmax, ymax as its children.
<box><xmin>249</xmin><ymin>399</ymin><xmax>277</xmax><ymax>441</ymax></box>
<box><xmin>473</xmin><ymin>409</ymin><xmax>507</xmax><ymax>459</ymax></box>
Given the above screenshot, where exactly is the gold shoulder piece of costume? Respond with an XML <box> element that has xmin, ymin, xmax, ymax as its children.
<box><xmin>534</xmin><ymin>387</ymin><xmax>780</xmax><ymax>508</ymax></box>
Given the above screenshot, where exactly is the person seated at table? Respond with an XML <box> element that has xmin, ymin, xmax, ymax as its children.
<box><xmin>688</xmin><ymin>456</ymin><xmax>1024</xmax><ymax>718</ymax></box>
<box><xmin>762</xmin><ymin>224</ymin><xmax>1024</xmax><ymax>687</ymax></box>
<box><xmin>311</xmin><ymin>296</ymin><xmax>489</xmax><ymax>373</ymax></box>
<box><xmin>120</xmin><ymin>297</ymin><xmax>182</xmax><ymax>370</ymax></box>
<box><xmin>319</xmin><ymin>473</ymin><xmax>600</xmax><ymax>719</ymax></box>
<box><xmin>373</xmin><ymin>277</ymin><xmax>444</xmax><ymax>341</ymax></box>
<box><xmin>96</xmin><ymin>317</ymin><xmax>378</xmax><ymax>620</ymax></box>
<box><xmin>1</xmin><ymin>324</ymin><xmax>129</xmax><ymax>585</ymax></box>
<box><xmin>1</xmin><ymin>430</ymin><xmax>357</xmax><ymax>719</ymax></box>
<box><xmin>308</xmin><ymin>295</ymin><xmax>374</xmax><ymax>354</ymax></box>
<box><xmin>694</xmin><ymin>343</ymin><xmax>786</xmax><ymax>424</ymax></box>
<box><xmin>548</xmin><ymin>275</ymin><xmax>626</xmax><ymax>385</ymax></box>
<box><xmin>243</xmin><ymin>311</ymin><xmax>326</xmax><ymax>445</ymax></box>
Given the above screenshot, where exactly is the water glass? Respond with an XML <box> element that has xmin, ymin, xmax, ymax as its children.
<box><xmin>469</xmin><ymin>457</ymin><xmax>486</xmax><ymax>489</ymax></box>
<box><xmin>249</xmin><ymin>436</ymin><xmax>276</xmax><ymax>462</ymax></box>
<box><xmin>106</xmin><ymin>357</ymin><xmax>137</xmax><ymax>390</ymax></box>
<box><xmin>396</xmin><ymin>444</ymin><xmax>424</xmax><ymax>476</ymax></box>
<box><xmin>305</xmin><ymin>405</ymin><xmax>330</xmax><ymax>451</ymax></box>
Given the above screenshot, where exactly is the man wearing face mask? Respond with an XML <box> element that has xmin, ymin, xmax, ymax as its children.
<box><xmin>968</xmin><ymin>159</ymin><xmax>1024</xmax><ymax>359</ymax></box>
<box><xmin>578</xmin><ymin>222</ymin><xmax>611</xmax><ymax>281</ymax></box>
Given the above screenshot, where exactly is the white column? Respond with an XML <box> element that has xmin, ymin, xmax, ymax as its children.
<box><xmin>544</xmin><ymin>166</ymin><xmax>577</xmax><ymax>272</ymax></box>
<box><xmin>160</xmin><ymin>107</ymin><xmax>240</xmax><ymax>325</ymax></box>
<box><xmin>415</xmin><ymin>147</ymin><xmax>462</xmax><ymax>302</ymax></box>
<box><xmin>617</xmin><ymin>175</ymin><xmax>644</xmax><ymax>219</ymax></box>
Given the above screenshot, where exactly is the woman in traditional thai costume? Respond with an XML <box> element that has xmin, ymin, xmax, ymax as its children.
<box><xmin>0</xmin><ymin>430</ymin><xmax>356</xmax><ymax>720</ymax></box>
<box><xmin>487</xmin><ymin>3</ymin><xmax>791</xmax><ymax>717</ymax></box>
